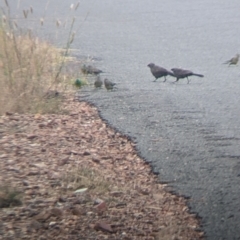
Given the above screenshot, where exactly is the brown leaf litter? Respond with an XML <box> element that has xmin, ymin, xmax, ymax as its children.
<box><xmin>0</xmin><ymin>97</ymin><xmax>204</xmax><ymax>239</ymax></box>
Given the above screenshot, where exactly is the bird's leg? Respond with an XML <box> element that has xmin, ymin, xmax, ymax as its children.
<box><xmin>175</xmin><ymin>78</ymin><xmax>179</xmax><ymax>82</ymax></box>
<box><xmin>163</xmin><ymin>76</ymin><xmax>167</xmax><ymax>82</ymax></box>
<box><xmin>153</xmin><ymin>78</ymin><xmax>157</xmax><ymax>82</ymax></box>
<box><xmin>187</xmin><ymin>77</ymin><xmax>190</xmax><ymax>84</ymax></box>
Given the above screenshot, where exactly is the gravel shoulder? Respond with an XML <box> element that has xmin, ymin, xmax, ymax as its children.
<box><xmin>0</xmin><ymin>97</ymin><xmax>203</xmax><ymax>239</ymax></box>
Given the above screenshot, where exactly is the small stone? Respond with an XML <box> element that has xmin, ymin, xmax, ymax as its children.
<box><xmin>47</xmin><ymin>171</ymin><xmax>60</xmax><ymax>180</ymax></box>
<box><xmin>92</xmin><ymin>157</ymin><xmax>100</xmax><ymax>163</ymax></box>
<box><xmin>94</xmin><ymin>221</ymin><xmax>113</xmax><ymax>233</ymax></box>
<box><xmin>83</xmin><ymin>151</ymin><xmax>91</xmax><ymax>156</ymax></box>
<box><xmin>110</xmin><ymin>191</ymin><xmax>123</xmax><ymax>197</ymax></box>
<box><xmin>94</xmin><ymin>198</ymin><xmax>104</xmax><ymax>205</ymax></box>
<box><xmin>87</xmin><ymin>212</ymin><xmax>94</xmax><ymax>216</ymax></box>
<box><xmin>58</xmin><ymin>197</ymin><xmax>67</xmax><ymax>203</ymax></box>
<box><xmin>49</xmin><ymin>221</ymin><xmax>57</xmax><ymax>226</ymax></box>
<box><xmin>71</xmin><ymin>150</ymin><xmax>79</xmax><ymax>155</ymax></box>
<box><xmin>71</xmin><ymin>207</ymin><xmax>82</xmax><ymax>216</ymax></box>
<box><xmin>9</xmin><ymin>117</ymin><xmax>19</xmax><ymax>121</ymax></box>
<box><xmin>27</xmin><ymin>134</ymin><xmax>38</xmax><ymax>140</ymax></box>
<box><xmin>5</xmin><ymin>112</ymin><xmax>13</xmax><ymax>116</ymax></box>
<box><xmin>7</xmin><ymin>211</ymin><xmax>16</xmax><ymax>217</ymax></box>
<box><xmin>95</xmin><ymin>201</ymin><xmax>107</xmax><ymax>212</ymax></box>
<box><xmin>58</xmin><ymin>157</ymin><xmax>69</xmax><ymax>166</ymax></box>
<box><xmin>35</xmin><ymin>211</ymin><xmax>51</xmax><ymax>221</ymax></box>
<box><xmin>27</xmin><ymin>171</ymin><xmax>39</xmax><ymax>176</ymax></box>
<box><xmin>29</xmin><ymin>220</ymin><xmax>42</xmax><ymax>230</ymax></box>
<box><xmin>51</xmin><ymin>208</ymin><xmax>63</xmax><ymax>217</ymax></box>
<box><xmin>22</xmin><ymin>180</ymin><xmax>29</xmax><ymax>186</ymax></box>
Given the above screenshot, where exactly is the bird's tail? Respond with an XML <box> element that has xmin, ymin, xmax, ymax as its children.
<box><xmin>193</xmin><ymin>73</ymin><xmax>204</xmax><ymax>78</ymax></box>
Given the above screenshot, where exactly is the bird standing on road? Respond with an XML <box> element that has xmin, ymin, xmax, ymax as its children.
<box><xmin>147</xmin><ymin>63</ymin><xmax>174</xmax><ymax>82</ymax></box>
<box><xmin>223</xmin><ymin>54</ymin><xmax>239</xmax><ymax>66</ymax></box>
<box><xmin>171</xmin><ymin>68</ymin><xmax>204</xmax><ymax>84</ymax></box>
<box><xmin>94</xmin><ymin>75</ymin><xmax>103</xmax><ymax>88</ymax></box>
<box><xmin>104</xmin><ymin>78</ymin><xmax>116</xmax><ymax>90</ymax></box>
<box><xmin>81</xmin><ymin>65</ymin><xmax>88</xmax><ymax>75</ymax></box>
<box><xmin>81</xmin><ymin>65</ymin><xmax>103</xmax><ymax>75</ymax></box>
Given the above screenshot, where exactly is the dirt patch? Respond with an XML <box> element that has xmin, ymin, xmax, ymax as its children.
<box><xmin>0</xmin><ymin>97</ymin><xmax>204</xmax><ymax>239</ymax></box>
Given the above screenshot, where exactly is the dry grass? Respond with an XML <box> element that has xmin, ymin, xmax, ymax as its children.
<box><xmin>0</xmin><ymin>184</ymin><xmax>22</xmax><ymax>208</ymax></box>
<box><xmin>61</xmin><ymin>166</ymin><xmax>111</xmax><ymax>194</ymax></box>
<box><xmin>0</xmin><ymin>1</ymin><xmax>81</xmax><ymax>115</ymax></box>
<box><xmin>0</xmin><ymin>32</ymin><xmax>64</xmax><ymax>114</ymax></box>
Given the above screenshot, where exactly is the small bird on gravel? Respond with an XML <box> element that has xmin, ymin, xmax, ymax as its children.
<box><xmin>147</xmin><ymin>63</ymin><xmax>174</xmax><ymax>82</ymax></box>
<box><xmin>81</xmin><ymin>65</ymin><xmax>103</xmax><ymax>75</ymax></box>
<box><xmin>94</xmin><ymin>75</ymin><xmax>103</xmax><ymax>88</ymax></box>
<box><xmin>223</xmin><ymin>54</ymin><xmax>239</xmax><ymax>66</ymax></box>
<box><xmin>171</xmin><ymin>68</ymin><xmax>204</xmax><ymax>84</ymax></box>
<box><xmin>104</xmin><ymin>78</ymin><xmax>116</xmax><ymax>90</ymax></box>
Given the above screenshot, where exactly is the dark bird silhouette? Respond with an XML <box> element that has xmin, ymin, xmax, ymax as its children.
<box><xmin>81</xmin><ymin>65</ymin><xmax>103</xmax><ymax>75</ymax></box>
<box><xmin>147</xmin><ymin>63</ymin><xmax>174</xmax><ymax>82</ymax></box>
<box><xmin>171</xmin><ymin>68</ymin><xmax>204</xmax><ymax>84</ymax></box>
<box><xmin>94</xmin><ymin>75</ymin><xmax>103</xmax><ymax>88</ymax></box>
<box><xmin>223</xmin><ymin>54</ymin><xmax>239</xmax><ymax>66</ymax></box>
<box><xmin>104</xmin><ymin>78</ymin><xmax>116</xmax><ymax>90</ymax></box>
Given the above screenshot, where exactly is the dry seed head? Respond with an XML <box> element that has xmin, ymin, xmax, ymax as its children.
<box><xmin>4</xmin><ymin>0</ymin><xmax>9</xmax><ymax>7</ymax></box>
<box><xmin>30</xmin><ymin>6</ymin><xmax>33</xmax><ymax>14</ymax></box>
<box><xmin>75</xmin><ymin>2</ymin><xmax>80</xmax><ymax>10</ymax></box>
<box><xmin>69</xmin><ymin>32</ymin><xmax>75</xmax><ymax>44</ymax></box>
<box><xmin>56</xmin><ymin>20</ymin><xmax>61</xmax><ymax>27</ymax></box>
<box><xmin>63</xmin><ymin>21</ymin><xmax>66</xmax><ymax>28</ymax></box>
<box><xmin>23</xmin><ymin>9</ymin><xmax>29</xmax><ymax>19</ymax></box>
<box><xmin>2</xmin><ymin>15</ymin><xmax>6</xmax><ymax>23</ymax></box>
<box><xmin>40</xmin><ymin>18</ymin><xmax>44</xmax><ymax>26</ymax></box>
<box><xmin>72</xmin><ymin>17</ymin><xmax>76</xmax><ymax>24</ymax></box>
<box><xmin>13</xmin><ymin>21</ymin><xmax>18</xmax><ymax>29</ymax></box>
<box><xmin>70</xmin><ymin>4</ymin><xmax>74</xmax><ymax>10</ymax></box>
<box><xmin>6</xmin><ymin>32</ymin><xmax>13</xmax><ymax>39</ymax></box>
<box><xmin>45</xmin><ymin>1</ymin><xmax>49</xmax><ymax>11</ymax></box>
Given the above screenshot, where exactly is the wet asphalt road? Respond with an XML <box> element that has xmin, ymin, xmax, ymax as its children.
<box><xmin>10</xmin><ymin>0</ymin><xmax>240</xmax><ymax>239</ymax></box>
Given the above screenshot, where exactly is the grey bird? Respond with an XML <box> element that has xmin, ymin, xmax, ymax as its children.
<box><xmin>81</xmin><ymin>65</ymin><xmax>103</xmax><ymax>75</ymax></box>
<box><xmin>223</xmin><ymin>54</ymin><xmax>239</xmax><ymax>66</ymax></box>
<box><xmin>81</xmin><ymin>64</ymin><xmax>88</xmax><ymax>74</ymax></box>
<box><xmin>171</xmin><ymin>68</ymin><xmax>204</xmax><ymax>84</ymax></box>
<box><xmin>104</xmin><ymin>78</ymin><xmax>116</xmax><ymax>90</ymax></box>
<box><xmin>94</xmin><ymin>75</ymin><xmax>103</xmax><ymax>88</ymax></box>
<box><xmin>147</xmin><ymin>63</ymin><xmax>174</xmax><ymax>82</ymax></box>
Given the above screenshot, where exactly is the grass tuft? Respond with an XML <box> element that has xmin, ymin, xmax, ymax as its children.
<box><xmin>0</xmin><ymin>29</ymin><xmax>66</xmax><ymax>114</ymax></box>
<box><xmin>0</xmin><ymin>185</ymin><xmax>22</xmax><ymax>208</ymax></box>
<box><xmin>61</xmin><ymin>166</ymin><xmax>111</xmax><ymax>194</ymax></box>
<box><xmin>0</xmin><ymin>3</ymin><xmax>80</xmax><ymax>115</ymax></box>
